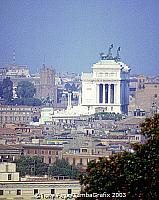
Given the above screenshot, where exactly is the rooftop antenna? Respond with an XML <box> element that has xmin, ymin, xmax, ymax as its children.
<box><xmin>13</xmin><ymin>49</ymin><xmax>16</xmax><ymax>65</ymax></box>
<box><xmin>43</xmin><ymin>55</ymin><xmax>46</xmax><ymax>67</ymax></box>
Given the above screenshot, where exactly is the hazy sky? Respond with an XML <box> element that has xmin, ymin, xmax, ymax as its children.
<box><xmin>0</xmin><ymin>0</ymin><xmax>159</xmax><ymax>75</ymax></box>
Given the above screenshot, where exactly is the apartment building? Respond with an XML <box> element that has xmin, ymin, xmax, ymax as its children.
<box><xmin>0</xmin><ymin>162</ymin><xmax>80</xmax><ymax>200</ymax></box>
<box><xmin>22</xmin><ymin>143</ymin><xmax>63</xmax><ymax>164</ymax></box>
<box><xmin>0</xmin><ymin>105</ymin><xmax>41</xmax><ymax>127</ymax></box>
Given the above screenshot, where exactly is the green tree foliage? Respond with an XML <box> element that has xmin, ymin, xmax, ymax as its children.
<box><xmin>48</xmin><ymin>159</ymin><xmax>80</xmax><ymax>179</ymax></box>
<box><xmin>16</xmin><ymin>81</ymin><xmax>36</xmax><ymax>98</ymax></box>
<box><xmin>94</xmin><ymin>112</ymin><xmax>123</xmax><ymax>121</ymax></box>
<box><xmin>140</xmin><ymin>113</ymin><xmax>159</xmax><ymax>139</ymax></box>
<box><xmin>14</xmin><ymin>81</ymin><xmax>42</xmax><ymax>106</ymax></box>
<box><xmin>2</xmin><ymin>77</ymin><xmax>13</xmax><ymax>104</ymax></box>
<box><xmin>15</xmin><ymin>156</ymin><xmax>48</xmax><ymax>176</ymax></box>
<box><xmin>78</xmin><ymin>114</ymin><xmax>159</xmax><ymax>200</ymax></box>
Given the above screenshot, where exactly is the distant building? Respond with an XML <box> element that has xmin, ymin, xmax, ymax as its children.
<box><xmin>0</xmin><ymin>144</ymin><xmax>23</xmax><ymax>162</ymax></box>
<box><xmin>22</xmin><ymin>142</ymin><xmax>63</xmax><ymax>164</ymax></box>
<box><xmin>81</xmin><ymin>46</ymin><xmax>130</xmax><ymax>114</ymax></box>
<box><xmin>1</xmin><ymin>63</ymin><xmax>57</xmax><ymax>104</ymax></box>
<box><xmin>0</xmin><ymin>105</ymin><xmax>41</xmax><ymax>127</ymax></box>
<box><xmin>51</xmin><ymin>46</ymin><xmax>130</xmax><ymax>121</ymax></box>
<box><xmin>0</xmin><ymin>67</ymin><xmax>7</xmax><ymax>81</ymax></box>
<box><xmin>0</xmin><ymin>162</ymin><xmax>80</xmax><ymax>199</ymax></box>
<box><xmin>39</xmin><ymin>107</ymin><xmax>54</xmax><ymax>124</ymax></box>
<box><xmin>63</xmin><ymin>146</ymin><xmax>111</xmax><ymax>169</ymax></box>
<box><xmin>136</xmin><ymin>74</ymin><xmax>147</xmax><ymax>90</ymax></box>
<box><xmin>36</xmin><ymin>65</ymin><xmax>57</xmax><ymax>103</ymax></box>
<box><xmin>129</xmin><ymin>82</ymin><xmax>159</xmax><ymax>114</ymax></box>
<box><xmin>5</xmin><ymin>64</ymin><xmax>30</xmax><ymax>78</ymax></box>
<box><xmin>0</xmin><ymin>127</ymin><xmax>16</xmax><ymax>144</ymax></box>
<box><xmin>0</xmin><ymin>162</ymin><xmax>19</xmax><ymax>181</ymax></box>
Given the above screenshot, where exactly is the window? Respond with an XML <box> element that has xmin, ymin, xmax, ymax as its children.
<box><xmin>6</xmin><ymin>165</ymin><xmax>8</xmax><ymax>172</ymax></box>
<box><xmin>51</xmin><ymin>189</ymin><xmax>55</xmax><ymax>194</ymax></box>
<box><xmin>0</xmin><ymin>190</ymin><xmax>3</xmax><ymax>195</ymax></box>
<box><xmin>154</xmin><ymin>94</ymin><xmax>157</xmax><ymax>98</ymax></box>
<box><xmin>111</xmin><ymin>107</ymin><xmax>113</xmax><ymax>111</ymax></box>
<box><xmin>68</xmin><ymin>189</ymin><xmax>72</xmax><ymax>194</ymax></box>
<box><xmin>49</xmin><ymin>151</ymin><xmax>51</xmax><ymax>155</ymax></box>
<box><xmin>80</xmin><ymin>158</ymin><xmax>83</xmax><ymax>165</ymax></box>
<box><xmin>34</xmin><ymin>189</ymin><xmax>38</xmax><ymax>195</ymax></box>
<box><xmin>49</xmin><ymin>157</ymin><xmax>51</xmax><ymax>164</ymax></box>
<box><xmin>82</xmin><ymin>149</ymin><xmax>87</xmax><ymax>153</ymax></box>
<box><xmin>17</xmin><ymin>190</ymin><xmax>21</xmax><ymax>195</ymax></box>
<box><xmin>8</xmin><ymin>174</ymin><xmax>11</xmax><ymax>180</ymax></box>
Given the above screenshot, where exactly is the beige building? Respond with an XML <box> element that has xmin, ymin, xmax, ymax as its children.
<box><xmin>63</xmin><ymin>142</ymin><xmax>112</xmax><ymax>169</ymax></box>
<box><xmin>0</xmin><ymin>144</ymin><xmax>23</xmax><ymax>162</ymax></box>
<box><xmin>136</xmin><ymin>74</ymin><xmax>147</xmax><ymax>90</ymax></box>
<box><xmin>129</xmin><ymin>82</ymin><xmax>159</xmax><ymax>114</ymax></box>
<box><xmin>0</xmin><ymin>162</ymin><xmax>80</xmax><ymax>200</ymax></box>
<box><xmin>0</xmin><ymin>105</ymin><xmax>41</xmax><ymax>127</ymax></box>
<box><xmin>0</xmin><ymin>162</ymin><xmax>19</xmax><ymax>181</ymax></box>
<box><xmin>5</xmin><ymin>64</ymin><xmax>30</xmax><ymax>78</ymax></box>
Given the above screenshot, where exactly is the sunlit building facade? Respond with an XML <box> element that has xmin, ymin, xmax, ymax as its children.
<box><xmin>81</xmin><ymin>47</ymin><xmax>130</xmax><ymax>114</ymax></box>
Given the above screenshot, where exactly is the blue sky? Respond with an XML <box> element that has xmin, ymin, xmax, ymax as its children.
<box><xmin>0</xmin><ymin>0</ymin><xmax>159</xmax><ymax>75</ymax></box>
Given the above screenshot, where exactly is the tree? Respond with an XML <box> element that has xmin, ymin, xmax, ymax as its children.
<box><xmin>48</xmin><ymin>159</ymin><xmax>80</xmax><ymax>179</ymax></box>
<box><xmin>78</xmin><ymin>114</ymin><xmax>159</xmax><ymax>199</ymax></box>
<box><xmin>2</xmin><ymin>77</ymin><xmax>13</xmax><ymax>104</ymax></box>
<box><xmin>15</xmin><ymin>156</ymin><xmax>48</xmax><ymax>176</ymax></box>
<box><xmin>140</xmin><ymin>113</ymin><xmax>159</xmax><ymax>139</ymax></box>
<box><xmin>94</xmin><ymin>112</ymin><xmax>123</xmax><ymax>120</ymax></box>
<box><xmin>16</xmin><ymin>81</ymin><xmax>36</xmax><ymax>98</ymax></box>
<box><xmin>13</xmin><ymin>81</ymin><xmax>42</xmax><ymax>106</ymax></box>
